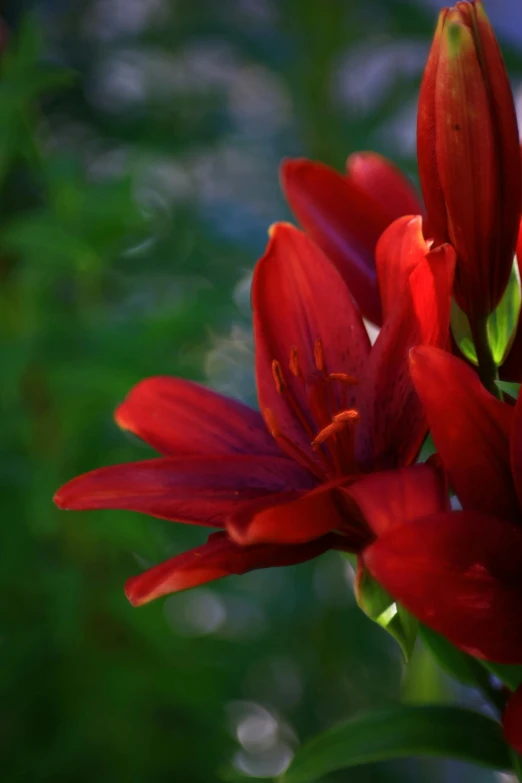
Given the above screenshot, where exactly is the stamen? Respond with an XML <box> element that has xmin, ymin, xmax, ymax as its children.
<box><xmin>264</xmin><ymin>408</ymin><xmax>323</xmax><ymax>478</ymax></box>
<box><xmin>271</xmin><ymin>360</ymin><xmax>286</xmax><ymax>393</ymax></box>
<box><xmin>314</xmin><ymin>338</ymin><xmax>325</xmax><ymax>372</ymax></box>
<box><xmin>329</xmin><ymin>372</ymin><xmax>359</xmax><ymax>386</ymax></box>
<box><xmin>312</xmin><ymin>421</ymin><xmax>345</xmax><ymax>449</ymax></box>
<box><xmin>289</xmin><ymin>346</ymin><xmax>301</xmax><ymax>377</ymax></box>
<box><xmin>264</xmin><ymin>407</ymin><xmax>281</xmax><ymax>438</ymax></box>
<box><xmin>333</xmin><ymin>409</ymin><xmax>360</xmax><ymax>424</ymax></box>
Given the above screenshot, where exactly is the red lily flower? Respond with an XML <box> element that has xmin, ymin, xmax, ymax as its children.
<box><xmin>364</xmin><ymin>346</ymin><xmax>522</xmax><ymax>665</ymax></box>
<box><xmin>417</xmin><ymin>0</ymin><xmax>521</xmax><ymax>325</ymax></box>
<box><xmin>54</xmin><ymin>224</ymin><xmax>454</xmax><ymax>606</ymax></box>
<box><xmin>281</xmin><ymin>152</ymin><xmax>423</xmax><ymax>326</ymax></box>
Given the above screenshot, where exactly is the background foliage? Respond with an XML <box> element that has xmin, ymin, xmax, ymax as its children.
<box><xmin>1</xmin><ymin>1</ymin><xmax>521</xmax><ymax>781</ymax></box>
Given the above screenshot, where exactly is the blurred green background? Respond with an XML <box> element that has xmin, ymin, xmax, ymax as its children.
<box><xmin>1</xmin><ymin>1</ymin><xmax>521</xmax><ymax>781</ymax></box>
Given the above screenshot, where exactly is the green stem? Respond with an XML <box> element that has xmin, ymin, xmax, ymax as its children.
<box><xmin>471</xmin><ymin>316</ymin><xmax>501</xmax><ymax>399</ymax></box>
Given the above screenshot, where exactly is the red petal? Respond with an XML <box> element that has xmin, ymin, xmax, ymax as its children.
<box><xmin>54</xmin><ymin>455</ymin><xmax>315</xmax><ymax>527</ymax></box>
<box><xmin>346</xmin><ymin>152</ymin><xmax>422</xmax><ymax>219</ymax></box>
<box><xmin>115</xmin><ymin>376</ymin><xmax>280</xmax><ymax>457</ymax></box>
<box><xmin>417</xmin><ymin>9</ymin><xmax>449</xmax><ymax>247</ymax></box>
<box><xmin>364</xmin><ymin>510</ymin><xmax>522</xmax><ymax>663</ymax></box>
<box><xmin>342</xmin><ymin>461</ymin><xmax>448</xmax><ymax>537</ymax></box>
<box><xmin>410</xmin><ymin>346</ymin><xmax>518</xmax><ymax>521</ymax></box>
<box><xmin>227</xmin><ymin>481</ymin><xmax>347</xmax><ymax>546</ymax></box>
<box><xmin>511</xmin><ymin>391</ymin><xmax>522</xmax><ymax>508</ymax></box>
<box><xmin>280</xmin><ymin>159</ymin><xmax>384</xmax><ymax>324</ymax></box>
<box><xmin>471</xmin><ymin>1</ymin><xmax>522</xmax><ymax>315</ymax></box>
<box><xmin>375</xmin><ymin>215</ymin><xmax>430</xmax><ymax>322</ymax></box>
<box><xmin>125</xmin><ymin>531</ymin><xmax>339</xmax><ymax>605</ymax></box>
<box><xmin>503</xmin><ymin>686</ymin><xmax>522</xmax><ymax>755</ymax></box>
<box><xmin>253</xmin><ymin>223</ymin><xmax>370</xmax><ymax>472</ymax></box>
<box><xmin>355</xmin><ymin>243</ymin><xmax>455</xmax><ymax>470</ymax></box>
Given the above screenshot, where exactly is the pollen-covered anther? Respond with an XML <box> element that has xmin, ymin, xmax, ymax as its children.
<box><xmin>329</xmin><ymin>372</ymin><xmax>359</xmax><ymax>386</ymax></box>
<box><xmin>289</xmin><ymin>346</ymin><xmax>301</xmax><ymax>378</ymax></box>
<box><xmin>271</xmin><ymin>360</ymin><xmax>286</xmax><ymax>393</ymax></box>
<box><xmin>314</xmin><ymin>338</ymin><xmax>325</xmax><ymax>372</ymax></box>
<box><xmin>311</xmin><ymin>421</ymin><xmax>346</xmax><ymax>449</ymax></box>
<box><xmin>264</xmin><ymin>408</ymin><xmax>281</xmax><ymax>438</ymax></box>
<box><xmin>333</xmin><ymin>409</ymin><xmax>360</xmax><ymax>423</ymax></box>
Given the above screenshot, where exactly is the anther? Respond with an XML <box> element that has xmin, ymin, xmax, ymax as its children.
<box><xmin>289</xmin><ymin>346</ymin><xmax>301</xmax><ymax>377</ymax></box>
<box><xmin>314</xmin><ymin>338</ymin><xmax>325</xmax><ymax>372</ymax></box>
<box><xmin>271</xmin><ymin>360</ymin><xmax>286</xmax><ymax>394</ymax></box>
<box><xmin>329</xmin><ymin>372</ymin><xmax>359</xmax><ymax>386</ymax></box>
<box><xmin>312</xmin><ymin>421</ymin><xmax>345</xmax><ymax>449</ymax></box>
<box><xmin>264</xmin><ymin>408</ymin><xmax>281</xmax><ymax>438</ymax></box>
<box><xmin>333</xmin><ymin>409</ymin><xmax>360</xmax><ymax>423</ymax></box>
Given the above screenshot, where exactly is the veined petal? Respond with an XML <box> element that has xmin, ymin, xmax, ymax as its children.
<box><xmin>125</xmin><ymin>531</ymin><xmax>341</xmax><ymax>605</ymax></box>
<box><xmin>54</xmin><ymin>455</ymin><xmax>315</xmax><ymax>527</ymax></box>
<box><xmin>280</xmin><ymin>159</ymin><xmax>384</xmax><ymax>324</ymax></box>
<box><xmin>115</xmin><ymin>376</ymin><xmax>280</xmax><ymax>457</ymax></box>
<box><xmin>410</xmin><ymin>346</ymin><xmax>518</xmax><ymax>521</ymax></box>
<box><xmin>503</xmin><ymin>685</ymin><xmax>522</xmax><ymax>755</ymax></box>
<box><xmin>345</xmin><ymin>152</ymin><xmax>422</xmax><ymax>220</ymax></box>
<box><xmin>355</xmin><ymin>243</ymin><xmax>455</xmax><ymax>470</ymax></box>
<box><xmin>376</xmin><ymin>215</ymin><xmax>430</xmax><ymax>322</ymax></box>
<box><xmin>471</xmin><ymin>1</ymin><xmax>522</xmax><ymax>312</ymax></box>
<box><xmin>227</xmin><ymin>480</ymin><xmax>349</xmax><ymax>546</ymax></box>
<box><xmin>342</xmin><ymin>461</ymin><xmax>448</xmax><ymax>537</ymax></box>
<box><xmin>253</xmin><ymin>223</ymin><xmax>370</xmax><ymax>471</ymax></box>
<box><xmin>417</xmin><ymin>8</ymin><xmax>449</xmax><ymax>247</ymax></box>
<box><xmin>364</xmin><ymin>510</ymin><xmax>522</xmax><ymax>663</ymax></box>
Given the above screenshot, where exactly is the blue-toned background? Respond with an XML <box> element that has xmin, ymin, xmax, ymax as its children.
<box><xmin>1</xmin><ymin>1</ymin><xmax>520</xmax><ymax>781</ymax></box>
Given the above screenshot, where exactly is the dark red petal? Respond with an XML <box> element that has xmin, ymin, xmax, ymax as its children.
<box><xmin>227</xmin><ymin>481</ymin><xmax>346</xmax><ymax>546</ymax></box>
<box><xmin>346</xmin><ymin>152</ymin><xmax>423</xmax><ymax>219</ymax></box>
<box><xmin>115</xmin><ymin>376</ymin><xmax>280</xmax><ymax>457</ymax></box>
<box><xmin>253</xmin><ymin>223</ymin><xmax>370</xmax><ymax>471</ymax></box>
<box><xmin>355</xmin><ymin>243</ymin><xmax>455</xmax><ymax>470</ymax></box>
<box><xmin>280</xmin><ymin>159</ymin><xmax>384</xmax><ymax>324</ymax></box>
<box><xmin>417</xmin><ymin>9</ymin><xmax>449</xmax><ymax>247</ymax></box>
<box><xmin>342</xmin><ymin>461</ymin><xmax>449</xmax><ymax>537</ymax></box>
<box><xmin>125</xmin><ymin>531</ymin><xmax>338</xmax><ymax>605</ymax></box>
<box><xmin>375</xmin><ymin>215</ymin><xmax>430</xmax><ymax>322</ymax></box>
<box><xmin>410</xmin><ymin>346</ymin><xmax>518</xmax><ymax>521</ymax></box>
<box><xmin>503</xmin><ymin>686</ymin><xmax>522</xmax><ymax>755</ymax></box>
<box><xmin>364</xmin><ymin>510</ymin><xmax>522</xmax><ymax>663</ymax></box>
<box><xmin>54</xmin><ymin>455</ymin><xmax>315</xmax><ymax>527</ymax></box>
<box><xmin>511</xmin><ymin>389</ymin><xmax>522</xmax><ymax>508</ymax></box>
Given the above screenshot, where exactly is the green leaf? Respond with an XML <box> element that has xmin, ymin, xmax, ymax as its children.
<box><xmin>511</xmin><ymin>750</ymin><xmax>522</xmax><ymax>782</ymax></box>
<box><xmin>281</xmin><ymin>705</ymin><xmax>511</xmax><ymax>783</ymax></box>
<box><xmin>488</xmin><ymin>260</ymin><xmax>521</xmax><ymax>365</ymax></box>
<box><xmin>355</xmin><ymin>562</ymin><xmax>417</xmax><ymax>661</ymax></box>
<box><xmin>481</xmin><ymin>661</ymin><xmax>522</xmax><ymax>692</ymax></box>
<box><xmin>420</xmin><ymin>626</ymin><xmax>479</xmax><ymax>686</ymax></box>
<box><xmin>497</xmin><ymin>380</ymin><xmax>520</xmax><ymax>399</ymax></box>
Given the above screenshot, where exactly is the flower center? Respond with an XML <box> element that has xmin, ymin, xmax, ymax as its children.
<box><xmin>264</xmin><ymin>338</ymin><xmax>359</xmax><ymax>478</ymax></box>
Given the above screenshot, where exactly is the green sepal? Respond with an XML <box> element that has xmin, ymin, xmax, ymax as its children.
<box><xmin>355</xmin><ymin>560</ymin><xmax>417</xmax><ymax>662</ymax></box>
<box><xmin>488</xmin><ymin>260</ymin><xmax>521</xmax><ymax>365</ymax></box>
<box><xmin>496</xmin><ymin>380</ymin><xmax>520</xmax><ymax>399</ymax></box>
<box><xmin>450</xmin><ymin>258</ymin><xmax>521</xmax><ymax>367</ymax></box>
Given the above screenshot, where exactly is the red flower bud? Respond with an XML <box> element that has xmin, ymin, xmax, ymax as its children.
<box><xmin>417</xmin><ymin>0</ymin><xmax>521</xmax><ymax>322</ymax></box>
